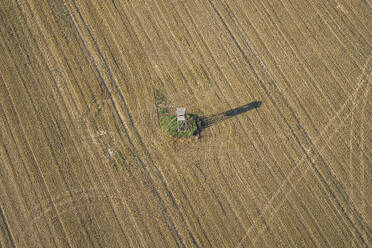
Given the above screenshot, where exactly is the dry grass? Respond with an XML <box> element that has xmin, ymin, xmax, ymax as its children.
<box><xmin>0</xmin><ymin>0</ymin><xmax>371</xmax><ymax>247</ymax></box>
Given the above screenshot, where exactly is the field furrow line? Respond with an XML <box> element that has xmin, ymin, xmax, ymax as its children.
<box><xmin>215</xmin><ymin>0</ymin><xmax>320</xmax><ymax>176</ymax></box>
<box><xmin>59</xmin><ymin>106</ymin><xmax>145</xmax><ymax>246</ymax></box>
<box><xmin>0</xmin><ymin>97</ymin><xmax>61</xmax><ymax>247</ymax></box>
<box><xmin>128</xmin><ymin>3</ymin><xmax>261</xmax><ymax>238</ymax></box>
<box><xmin>334</xmin><ymin>0</ymin><xmax>372</xmax><ymax>48</ymax></box>
<box><xmin>262</xmin><ymin>1</ymin><xmax>372</xmax><ymax>240</ymax></box>
<box><xmin>349</xmin><ymin>92</ymin><xmax>355</xmax><ymax>230</ymax></box>
<box><xmin>9</xmin><ymin>0</ymin><xmax>86</xmax><ymax>214</ymax></box>
<box><xmin>130</xmin><ymin>2</ymin><xmax>261</xmax><ymax>242</ymax></box>
<box><xmin>360</xmin><ymin>75</ymin><xmax>370</xmax><ymax>218</ymax></box>
<box><xmin>173</xmin><ymin>5</ymin><xmax>295</xmax><ymax>239</ymax></box>
<box><xmin>186</xmin><ymin>0</ymin><xmax>295</xmax><ymax>181</ymax></box>
<box><xmin>29</xmin><ymin>188</ymin><xmax>123</xmax><ymax>225</ymax></box>
<box><xmin>36</xmin><ymin>0</ymin><xmax>101</xmax><ymax>119</ymax></box>
<box><xmin>3</xmin><ymin>49</ymin><xmax>97</xmax><ymax>248</ymax></box>
<box><xmin>214</xmin><ymin>126</ymin><xmax>252</xmax><ymax>232</ymax></box>
<box><xmin>324</xmin><ymin>1</ymin><xmax>371</xmax><ymax>57</ymax></box>
<box><xmin>0</xmin><ymin>42</ymin><xmax>49</xmax><ymax>247</ymax></box>
<box><xmin>246</xmin><ymin>126</ymin><xmax>353</xmax><ymax>246</ymax></box>
<box><xmin>1</xmin><ymin>0</ymin><xmax>370</xmax><ymax>247</ymax></box>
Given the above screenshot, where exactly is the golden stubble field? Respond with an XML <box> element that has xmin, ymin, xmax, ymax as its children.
<box><xmin>0</xmin><ymin>0</ymin><xmax>371</xmax><ymax>247</ymax></box>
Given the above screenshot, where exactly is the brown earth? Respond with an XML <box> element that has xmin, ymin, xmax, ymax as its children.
<box><xmin>0</xmin><ymin>0</ymin><xmax>371</xmax><ymax>247</ymax></box>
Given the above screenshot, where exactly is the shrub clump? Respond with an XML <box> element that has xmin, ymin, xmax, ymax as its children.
<box><xmin>160</xmin><ymin>115</ymin><xmax>198</xmax><ymax>138</ymax></box>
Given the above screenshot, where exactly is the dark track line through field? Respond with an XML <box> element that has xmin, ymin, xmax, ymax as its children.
<box><xmin>265</xmin><ymin>0</ymin><xmax>353</xmax><ymax>117</ymax></box>
<box><xmin>155</xmin><ymin>1</ymin><xmax>318</xmax><ymax>246</ymax></box>
<box><xmin>156</xmin><ymin>0</ymin><xmax>279</xmax><ymax>239</ymax></box>
<box><xmin>256</xmin><ymin>0</ymin><xmax>372</xmax><ymax>232</ymax></box>
<box><xmin>105</xmin><ymin>0</ymin><xmax>250</xmax><ymax>245</ymax></box>
<box><xmin>249</xmin><ymin>0</ymin><xmax>349</xmax><ymax>129</ymax></box>
<box><xmin>109</xmin><ymin>2</ymin><xmax>203</xmax><ymax>244</ymax></box>
<box><xmin>0</xmin><ymin>23</ymin><xmax>72</xmax><ymax>247</ymax></box>
<box><xmin>122</xmin><ymin>2</ymin><xmax>219</xmax><ymax>246</ymax></box>
<box><xmin>49</xmin><ymin>0</ymin><xmax>159</xmax><ymax>246</ymax></box>
<box><xmin>0</xmin><ymin>206</ymin><xmax>16</xmax><ymax>248</ymax></box>
<box><xmin>310</xmin><ymin>0</ymin><xmax>371</xmax><ymax>62</ymax></box>
<box><xmin>117</xmin><ymin>1</ymin><xmax>241</xmax><ymax>244</ymax></box>
<box><xmin>63</xmin><ymin>0</ymin><xmax>197</xmax><ymax>246</ymax></box>
<box><xmin>198</xmin><ymin>1</ymin><xmax>326</xmax><ymax>245</ymax></box>
<box><xmin>285</xmin><ymin>0</ymin><xmax>356</xmax><ymax>102</ymax></box>
<box><xmin>5</xmin><ymin>1</ymin><xmax>128</xmax><ymax>246</ymax></box>
<box><xmin>85</xmin><ymin>2</ymin><xmax>188</xmax><ymax>245</ymax></box>
<box><xmin>227</xmin><ymin>1</ymin><xmax>372</xmax><ymax>244</ymax></box>
<box><xmin>0</xmin><ymin>116</ymin><xmax>32</xmax><ymax>248</ymax></box>
<box><xmin>245</xmin><ymin>72</ymin><xmax>370</xmax><ymax>246</ymax></box>
<box><xmin>208</xmin><ymin>2</ymin><xmax>330</xmax><ymax>239</ymax></box>
<box><xmin>206</xmin><ymin>1</ymin><xmax>371</xmax><ymax>247</ymax></box>
<box><xmin>147</xmin><ymin>1</ymin><xmax>324</xmax><ymax>246</ymax></box>
<box><xmin>257</xmin><ymin>0</ymin><xmax>343</xmax><ymax>117</ymax></box>
<box><xmin>109</xmin><ymin>0</ymin><xmax>264</xmax><ymax>244</ymax></box>
<box><xmin>3</xmin><ymin>48</ymin><xmax>98</xmax><ymax>247</ymax></box>
<box><xmin>68</xmin><ymin>2</ymin><xmax>161</xmax><ymax>243</ymax></box>
<box><xmin>7</xmin><ymin>2</ymin><xmax>107</xmax><ymax>246</ymax></box>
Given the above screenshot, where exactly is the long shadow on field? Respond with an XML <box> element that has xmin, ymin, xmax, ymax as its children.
<box><xmin>198</xmin><ymin>101</ymin><xmax>262</xmax><ymax>129</ymax></box>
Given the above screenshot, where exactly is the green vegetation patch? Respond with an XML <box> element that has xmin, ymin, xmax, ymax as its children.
<box><xmin>155</xmin><ymin>90</ymin><xmax>166</xmax><ymax>104</ymax></box>
<box><xmin>160</xmin><ymin>115</ymin><xmax>198</xmax><ymax>138</ymax></box>
<box><xmin>158</xmin><ymin>107</ymin><xmax>168</xmax><ymax>114</ymax></box>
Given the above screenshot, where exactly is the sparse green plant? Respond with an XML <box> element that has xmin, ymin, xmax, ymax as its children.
<box><xmin>155</xmin><ymin>90</ymin><xmax>166</xmax><ymax>104</ymax></box>
<box><xmin>158</xmin><ymin>107</ymin><xmax>168</xmax><ymax>114</ymax></box>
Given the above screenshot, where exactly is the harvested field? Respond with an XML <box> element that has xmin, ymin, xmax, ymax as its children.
<box><xmin>0</xmin><ymin>0</ymin><xmax>371</xmax><ymax>247</ymax></box>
